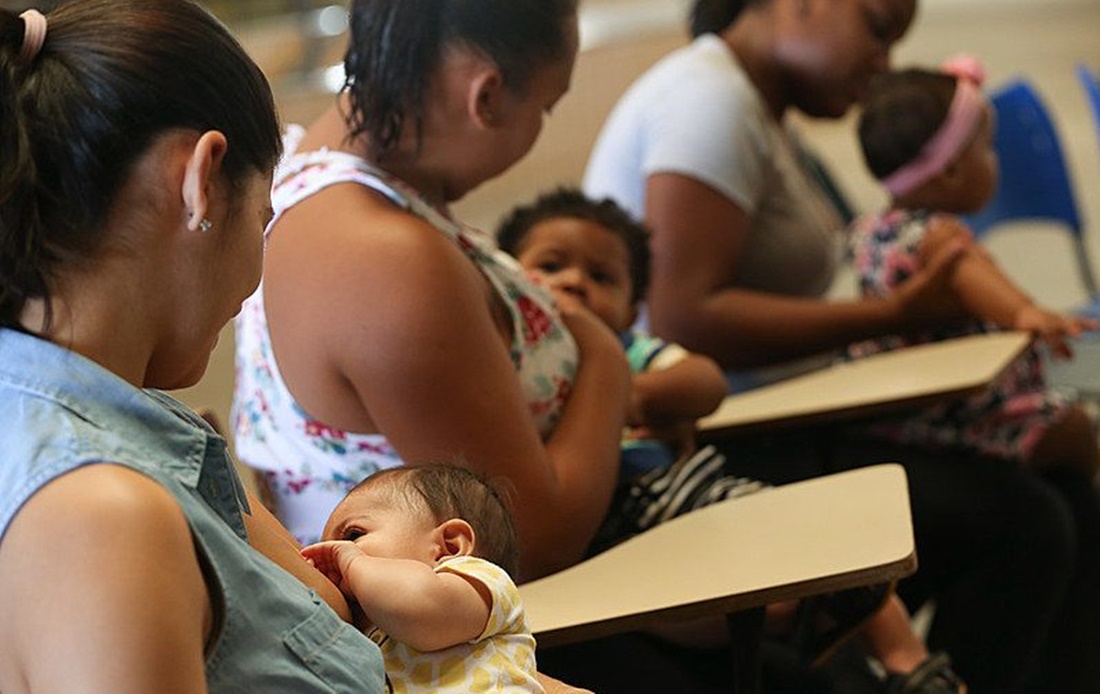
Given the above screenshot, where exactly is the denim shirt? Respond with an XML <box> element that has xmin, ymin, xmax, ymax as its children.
<box><xmin>0</xmin><ymin>328</ymin><xmax>385</xmax><ymax>693</ymax></box>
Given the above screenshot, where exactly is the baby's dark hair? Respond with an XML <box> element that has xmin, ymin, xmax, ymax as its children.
<box><xmin>859</xmin><ymin>68</ymin><xmax>959</xmax><ymax>180</ymax></box>
<box><xmin>496</xmin><ymin>187</ymin><xmax>652</xmax><ymax>304</ymax></box>
<box><xmin>352</xmin><ymin>464</ymin><xmax>520</xmax><ymax>578</ymax></box>
<box><xmin>342</xmin><ymin>0</ymin><xmax>577</xmax><ymax>161</ymax></box>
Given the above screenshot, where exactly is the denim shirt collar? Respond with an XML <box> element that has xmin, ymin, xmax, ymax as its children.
<box><xmin>0</xmin><ymin>328</ymin><xmax>250</xmax><ymax>536</ymax></box>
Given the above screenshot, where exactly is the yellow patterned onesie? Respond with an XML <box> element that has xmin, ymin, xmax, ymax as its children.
<box><xmin>367</xmin><ymin>555</ymin><xmax>544</xmax><ymax>693</ymax></box>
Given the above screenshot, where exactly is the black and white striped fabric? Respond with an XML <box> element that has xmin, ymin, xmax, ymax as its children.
<box><xmin>589</xmin><ymin>445</ymin><xmax>770</xmax><ymax>556</ymax></box>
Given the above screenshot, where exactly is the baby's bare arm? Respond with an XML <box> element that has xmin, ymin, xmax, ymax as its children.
<box><xmin>919</xmin><ymin>215</ymin><xmax>1030</xmax><ymax>326</ymax></box>
<box><xmin>301</xmin><ymin>542</ymin><xmax>490</xmax><ymax>651</ymax></box>
<box><xmin>631</xmin><ymin>352</ymin><xmax>727</xmax><ymax>426</ymax></box>
<box><xmin>920</xmin><ymin>216</ymin><xmax>1095</xmax><ymax>357</ymax></box>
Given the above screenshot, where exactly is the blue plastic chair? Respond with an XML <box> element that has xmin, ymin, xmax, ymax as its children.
<box><xmin>1075</xmin><ymin>63</ymin><xmax>1100</xmax><ymax>310</ymax></box>
<box><xmin>1078</xmin><ymin>63</ymin><xmax>1100</xmax><ymax>136</ymax></box>
<box><xmin>964</xmin><ymin>77</ymin><xmax>1100</xmax><ymax>396</ymax></box>
<box><xmin>965</xmin><ymin>78</ymin><xmax>1099</xmax><ymax>306</ymax></box>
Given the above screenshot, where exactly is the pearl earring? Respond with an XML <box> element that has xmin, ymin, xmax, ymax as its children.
<box><xmin>198</xmin><ymin>218</ymin><xmax>213</xmax><ymax>233</ymax></box>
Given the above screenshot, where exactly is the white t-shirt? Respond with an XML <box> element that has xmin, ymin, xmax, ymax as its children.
<box><xmin>584</xmin><ymin>34</ymin><xmax>844</xmax><ymax>389</ymax></box>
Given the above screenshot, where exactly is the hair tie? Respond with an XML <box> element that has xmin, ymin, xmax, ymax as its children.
<box><xmin>18</xmin><ymin>9</ymin><xmax>48</xmax><ymax>63</ymax></box>
<box><xmin>880</xmin><ymin>55</ymin><xmax>988</xmax><ymax>199</ymax></box>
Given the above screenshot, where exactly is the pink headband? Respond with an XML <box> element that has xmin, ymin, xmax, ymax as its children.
<box><xmin>19</xmin><ymin>9</ymin><xmax>48</xmax><ymax>63</ymax></box>
<box><xmin>881</xmin><ymin>56</ymin><xmax>987</xmax><ymax>199</ymax></box>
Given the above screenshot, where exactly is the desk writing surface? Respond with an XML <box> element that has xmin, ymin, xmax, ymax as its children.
<box><xmin>697</xmin><ymin>331</ymin><xmax>1032</xmax><ymax>437</ymax></box>
<box><xmin>520</xmin><ymin>464</ymin><xmax>915</xmax><ymax>646</ymax></box>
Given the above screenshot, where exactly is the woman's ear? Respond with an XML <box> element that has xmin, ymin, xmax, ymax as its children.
<box><xmin>434</xmin><ymin>518</ymin><xmax>476</xmax><ymax>560</ymax></box>
<box><xmin>468</xmin><ymin>66</ymin><xmax>506</xmax><ymax>130</ymax></box>
<box><xmin>181</xmin><ymin>130</ymin><xmax>229</xmax><ymax>231</ymax></box>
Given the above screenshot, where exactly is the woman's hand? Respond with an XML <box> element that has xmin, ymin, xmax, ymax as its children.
<box><xmin>552</xmin><ymin>288</ymin><xmax>632</xmax><ymax>417</ymax></box>
<box><xmin>552</xmin><ymin>289</ymin><xmax>627</xmax><ymax>363</ymax></box>
<box><xmin>892</xmin><ymin>224</ymin><xmax>972</xmax><ymax>330</ymax></box>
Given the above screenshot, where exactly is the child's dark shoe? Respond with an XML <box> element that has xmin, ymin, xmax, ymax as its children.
<box><xmin>884</xmin><ymin>652</ymin><xmax>966</xmax><ymax>694</ymax></box>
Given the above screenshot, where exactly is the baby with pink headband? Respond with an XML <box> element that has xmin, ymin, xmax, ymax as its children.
<box><xmin>845</xmin><ymin>56</ymin><xmax>1100</xmax><ymax>475</ymax></box>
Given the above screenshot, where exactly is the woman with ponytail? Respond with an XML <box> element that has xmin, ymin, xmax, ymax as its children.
<box><xmin>0</xmin><ymin>1</ymin><xmax>388</xmax><ymax>691</ymax></box>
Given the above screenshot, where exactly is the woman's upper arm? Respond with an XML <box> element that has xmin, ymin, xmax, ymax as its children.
<box><xmin>644</xmin><ymin>173</ymin><xmax>910</xmax><ymax>367</ymax></box>
<box><xmin>644</xmin><ymin>172</ymin><xmax>777</xmax><ymax>364</ymax></box>
<box><xmin>0</xmin><ymin>465</ymin><xmax>210</xmax><ymax>693</ymax></box>
<box><xmin>333</xmin><ymin>225</ymin><xmax>555</xmax><ymax>471</ymax></box>
<box><xmin>327</xmin><ymin>222</ymin><xmax>622</xmax><ymax>577</ymax></box>
<box><xmin>637</xmin><ymin>78</ymin><xmax>768</xmax><ymax>358</ymax></box>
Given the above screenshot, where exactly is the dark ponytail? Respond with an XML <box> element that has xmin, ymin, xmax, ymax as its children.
<box><xmin>0</xmin><ymin>0</ymin><xmax>281</xmax><ymax>330</ymax></box>
<box><xmin>0</xmin><ymin>10</ymin><xmax>50</xmax><ymax>328</ymax></box>
<box><xmin>343</xmin><ymin>0</ymin><xmax>577</xmax><ymax>160</ymax></box>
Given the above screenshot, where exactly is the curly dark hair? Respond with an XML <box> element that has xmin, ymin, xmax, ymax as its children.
<box><xmin>496</xmin><ymin>187</ymin><xmax>652</xmax><ymax>304</ymax></box>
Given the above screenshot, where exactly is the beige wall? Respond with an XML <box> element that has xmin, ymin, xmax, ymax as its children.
<box><xmin>175</xmin><ymin>0</ymin><xmax>1100</xmax><ymax>424</ymax></box>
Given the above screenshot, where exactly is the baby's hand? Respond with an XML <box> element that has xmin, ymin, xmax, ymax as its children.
<box><xmin>1014</xmin><ymin>305</ymin><xmax>1098</xmax><ymax>359</ymax></box>
<box><xmin>301</xmin><ymin>540</ymin><xmax>359</xmax><ymax>589</ymax></box>
<box><xmin>551</xmin><ymin>288</ymin><xmax>623</xmax><ymax>356</ymax></box>
<box><xmin>628</xmin><ymin>419</ymin><xmax>697</xmax><ymax>457</ymax></box>
<box><xmin>547</xmin><ymin>287</ymin><xmax>588</xmax><ymax>319</ymax></box>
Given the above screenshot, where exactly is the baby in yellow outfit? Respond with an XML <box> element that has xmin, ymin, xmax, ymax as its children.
<box><xmin>303</xmin><ymin>465</ymin><xmax>542</xmax><ymax>693</ymax></box>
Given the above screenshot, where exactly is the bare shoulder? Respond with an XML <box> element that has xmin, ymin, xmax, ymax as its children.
<box><xmin>0</xmin><ymin>464</ymin><xmax>209</xmax><ymax>692</ymax></box>
<box><xmin>265</xmin><ymin>182</ymin><xmax>498</xmax><ymax>368</ymax></box>
<box><xmin>266</xmin><ymin>182</ymin><xmax>489</xmax><ymax>327</ymax></box>
<box><xmin>4</xmin><ymin>463</ymin><xmax>191</xmax><ymax>543</ymax></box>
<box><xmin>260</xmin><ymin>180</ymin><xmax>502</xmax><ymax>427</ymax></box>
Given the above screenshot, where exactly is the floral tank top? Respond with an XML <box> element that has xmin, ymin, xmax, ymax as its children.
<box><xmin>233</xmin><ymin>126</ymin><xmax>577</xmax><ymax>544</ymax></box>
<box><xmin>845</xmin><ymin>208</ymin><xmax>1071</xmax><ymax>462</ymax></box>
